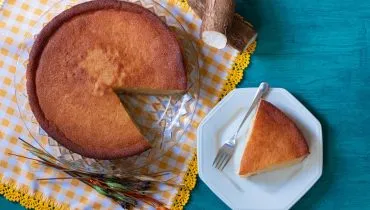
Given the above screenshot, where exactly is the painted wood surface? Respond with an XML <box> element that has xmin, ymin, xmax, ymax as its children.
<box><xmin>1</xmin><ymin>0</ymin><xmax>369</xmax><ymax>209</ymax></box>
<box><xmin>188</xmin><ymin>0</ymin><xmax>370</xmax><ymax>209</ymax></box>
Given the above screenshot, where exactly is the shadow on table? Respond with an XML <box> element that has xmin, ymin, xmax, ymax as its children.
<box><xmin>235</xmin><ymin>0</ymin><xmax>286</xmax><ymax>54</ymax></box>
<box><xmin>186</xmin><ymin>177</ymin><xmax>230</xmax><ymax>210</ymax></box>
<box><xmin>290</xmin><ymin>94</ymin><xmax>334</xmax><ymax>210</ymax></box>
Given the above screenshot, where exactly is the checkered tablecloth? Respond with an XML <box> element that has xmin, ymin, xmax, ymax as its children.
<box><xmin>0</xmin><ymin>0</ymin><xmax>254</xmax><ymax>209</ymax></box>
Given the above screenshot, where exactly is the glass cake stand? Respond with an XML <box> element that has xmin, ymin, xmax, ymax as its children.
<box><xmin>14</xmin><ymin>0</ymin><xmax>199</xmax><ymax>173</ymax></box>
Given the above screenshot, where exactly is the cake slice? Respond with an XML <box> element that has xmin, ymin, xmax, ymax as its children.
<box><xmin>239</xmin><ymin>100</ymin><xmax>309</xmax><ymax>177</ymax></box>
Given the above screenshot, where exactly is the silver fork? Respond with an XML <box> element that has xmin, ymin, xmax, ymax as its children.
<box><xmin>213</xmin><ymin>82</ymin><xmax>270</xmax><ymax>171</ymax></box>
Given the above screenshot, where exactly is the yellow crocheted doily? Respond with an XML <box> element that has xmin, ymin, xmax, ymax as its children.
<box><xmin>0</xmin><ymin>46</ymin><xmax>257</xmax><ymax>210</ymax></box>
<box><xmin>171</xmin><ymin>43</ymin><xmax>256</xmax><ymax>210</ymax></box>
<box><xmin>0</xmin><ymin>0</ymin><xmax>256</xmax><ymax>209</ymax></box>
<box><xmin>219</xmin><ymin>41</ymin><xmax>257</xmax><ymax>99</ymax></box>
<box><xmin>176</xmin><ymin>0</ymin><xmax>190</xmax><ymax>10</ymax></box>
<box><xmin>170</xmin><ymin>4</ymin><xmax>257</xmax><ymax>210</ymax></box>
<box><xmin>0</xmin><ymin>176</ymin><xmax>68</xmax><ymax>210</ymax></box>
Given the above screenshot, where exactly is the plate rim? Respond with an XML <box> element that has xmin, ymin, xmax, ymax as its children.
<box><xmin>197</xmin><ymin>87</ymin><xmax>323</xmax><ymax>209</ymax></box>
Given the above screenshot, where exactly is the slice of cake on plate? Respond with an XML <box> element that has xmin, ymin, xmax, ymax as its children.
<box><xmin>239</xmin><ymin>100</ymin><xmax>309</xmax><ymax>177</ymax></box>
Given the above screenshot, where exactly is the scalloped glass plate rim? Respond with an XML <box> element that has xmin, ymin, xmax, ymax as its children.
<box><xmin>14</xmin><ymin>0</ymin><xmax>200</xmax><ymax>172</ymax></box>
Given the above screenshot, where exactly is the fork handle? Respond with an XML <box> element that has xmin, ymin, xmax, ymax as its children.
<box><xmin>234</xmin><ymin>82</ymin><xmax>270</xmax><ymax>138</ymax></box>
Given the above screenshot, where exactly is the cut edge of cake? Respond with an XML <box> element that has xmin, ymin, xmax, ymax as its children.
<box><xmin>238</xmin><ymin>100</ymin><xmax>309</xmax><ymax>177</ymax></box>
<box><xmin>26</xmin><ymin>0</ymin><xmax>186</xmax><ymax>160</ymax></box>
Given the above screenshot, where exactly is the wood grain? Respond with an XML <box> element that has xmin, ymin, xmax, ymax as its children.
<box><xmin>189</xmin><ymin>0</ymin><xmax>370</xmax><ymax>209</ymax></box>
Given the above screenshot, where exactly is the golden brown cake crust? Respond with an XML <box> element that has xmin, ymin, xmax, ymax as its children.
<box><xmin>27</xmin><ymin>0</ymin><xmax>185</xmax><ymax>159</ymax></box>
<box><xmin>239</xmin><ymin>100</ymin><xmax>309</xmax><ymax>176</ymax></box>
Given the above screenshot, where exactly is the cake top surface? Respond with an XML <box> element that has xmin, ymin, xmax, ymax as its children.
<box><xmin>239</xmin><ymin>100</ymin><xmax>309</xmax><ymax>176</ymax></box>
<box><xmin>27</xmin><ymin>0</ymin><xmax>186</xmax><ymax>159</ymax></box>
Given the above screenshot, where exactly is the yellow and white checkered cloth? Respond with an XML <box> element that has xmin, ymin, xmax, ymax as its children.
<box><xmin>0</xmin><ymin>0</ymin><xmax>254</xmax><ymax>209</ymax></box>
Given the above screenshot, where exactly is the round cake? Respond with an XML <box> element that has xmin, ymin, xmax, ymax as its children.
<box><xmin>27</xmin><ymin>0</ymin><xmax>186</xmax><ymax>159</ymax></box>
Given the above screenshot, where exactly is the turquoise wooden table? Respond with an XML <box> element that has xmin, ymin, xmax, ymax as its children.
<box><xmin>1</xmin><ymin>0</ymin><xmax>369</xmax><ymax>209</ymax></box>
<box><xmin>188</xmin><ymin>0</ymin><xmax>370</xmax><ymax>209</ymax></box>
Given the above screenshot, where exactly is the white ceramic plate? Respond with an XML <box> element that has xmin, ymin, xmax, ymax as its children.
<box><xmin>197</xmin><ymin>88</ymin><xmax>322</xmax><ymax>210</ymax></box>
